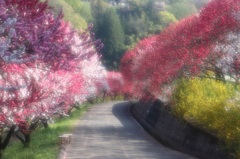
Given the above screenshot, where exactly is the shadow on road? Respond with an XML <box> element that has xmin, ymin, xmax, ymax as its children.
<box><xmin>110</xmin><ymin>101</ymin><xmax>196</xmax><ymax>159</ymax></box>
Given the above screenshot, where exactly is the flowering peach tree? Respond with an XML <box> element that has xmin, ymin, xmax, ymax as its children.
<box><xmin>0</xmin><ymin>0</ymin><xmax>106</xmax><ymax>155</ymax></box>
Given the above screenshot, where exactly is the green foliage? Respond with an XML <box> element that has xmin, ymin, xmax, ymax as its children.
<box><xmin>120</xmin><ymin>10</ymin><xmax>162</xmax><ymax>50</ymax></box>
<box><xmin>145</xmin><ymin>0</ymin><xmax>165</xmax><ymax>22</ymax></box>
<box><xmin>193</xmin><ymin>0</ymin><xmax>209</xmax><ymax>9</ymax></box>
<box><xmin>163</xmin><ymin>0</ymin><xmax>196</xmax><ymax>5</ymax></box>
<box><xmin>123</xmin><ymin>13</ymin><xmax>151</xmax><ymax>35</ymax></box>
<box><xmin>172</xmin><ymin>78</ymin><xmax>240</xmax><ymax>156</ymax></box>
<box><xmin>64</xmin><ymin>0</ymin><xmax>94</xmax><ymax>23</ymax></box>
<box><xmin>96</xmin><ymin>8</ymin><xmax>125</xmax><ymax>70</ymax></box>
<box><xmin>91</xmin><ymin>0</ymin><xmax>109</xmax><ymax>18</ymax></box>
<box><xmin>2</xmin><ymin>103</ymin><xmax>91</xmax><ymax>159</ymax></box>
<box><xmin>166</xmin><ymin>2</ymin><xmax>198</xmax><ymax>20</ymax></box>
<box><xmin>47</xmin><ymin>0</ymin><xmax>88</xmax><ymax>30</ymax></box>
<box><xmin>91</xmin><ymin>0</ymin><xmax>109</xmax><ymax>39</ymax></box>
<box><xmin>157</xmin><ymin>11</ymin><xmax>177</xmax><ymax>27</ymax></box>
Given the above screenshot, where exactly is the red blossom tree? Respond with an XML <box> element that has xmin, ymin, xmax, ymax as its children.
<box><xmin>120</xmin><ymin>0</ymin><xmax>240</xmax><ymax>99</ymax></box>
<box><xmin>119</xmin><ymin>49</ymin><xmax>136</xmax><ymax>99</ymax></box>
<box><xmin>120</xmin><ymin>35</ymin><xmax>160</xmax><ymax>98</ymax></box>
<box><xmin>106</xmin><ymin>71</ymin><xmax>123</xmax><ymax>100</ymax></box>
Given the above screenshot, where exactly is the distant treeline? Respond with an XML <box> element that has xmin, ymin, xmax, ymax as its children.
<box><xmin>47</xmin><ymin>0</ymin><xmax>209</xmax><ymax>70</ymax></box>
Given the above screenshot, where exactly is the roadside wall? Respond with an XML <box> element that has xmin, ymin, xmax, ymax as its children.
<box><xmin>130</xmin><ymin>99</ymin><xmax>234</xmax><ymax>159</ymax></box>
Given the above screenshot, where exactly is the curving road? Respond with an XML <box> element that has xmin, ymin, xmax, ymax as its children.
<box><xmin>65</xmin><ymin>101</ymin><xmax>197</xmax><ymax>159</ymax></box>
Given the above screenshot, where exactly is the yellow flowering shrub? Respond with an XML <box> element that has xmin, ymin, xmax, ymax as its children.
<box><xmin>172</xmin><ymin>78</ymin><xmax>240</xmax><ymax>157</ymax></box>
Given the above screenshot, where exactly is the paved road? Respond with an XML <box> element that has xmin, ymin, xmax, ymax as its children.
<box><xmin>65</xmin><ymin>101</ymin><xmax>197</xmax><ymax>159</ymax></box>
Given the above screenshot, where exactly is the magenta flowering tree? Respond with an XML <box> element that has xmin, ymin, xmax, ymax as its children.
<box><xmin>120</xmin><ymin>35</ymin><xmax>161</xmax><ymax>98</ymax></box>
<box><xmin>106</xmin><ymin>71</ymin><xmax>123</xmax><ymax>100</ymax></box>
<box><xmin>0</xmin><ymin>0</ymin><xmax>69</xmax><ymax>68</ymax></box>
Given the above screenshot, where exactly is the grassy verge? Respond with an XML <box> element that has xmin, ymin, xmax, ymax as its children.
<box><xmin>2</xmin><ymin>103</ymin><xmax>91</xmax><ymax>159</ymax></box>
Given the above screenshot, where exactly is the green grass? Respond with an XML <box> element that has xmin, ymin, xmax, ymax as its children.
<box><xmin>2</xmin><ymin>103</ymin><xmax>91</xmax><ymax>159</ymax></box>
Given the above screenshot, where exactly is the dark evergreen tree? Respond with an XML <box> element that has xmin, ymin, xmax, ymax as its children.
<box><xmin>98</xmin><ymin>8</ymin><xmax>125</xmax><ymax>70</ymax></box>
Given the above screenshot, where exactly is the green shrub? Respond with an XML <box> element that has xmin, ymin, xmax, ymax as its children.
<box><xmin>172</xmin><ymin>78</ymin><xmax>240</xmax><ymax>157</ymax></box>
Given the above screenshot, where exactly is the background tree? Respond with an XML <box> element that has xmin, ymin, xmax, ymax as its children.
<box><xmin>157</xmin><ymin>11</ymin><xmax>177</xmax><ymax>27</ymax></box>
<box><xmin>146</xmin><ymin>0</ymin><xmax>166</xmax><ymax>22</ymax></box>
<box><xmin>106</xmin><ymin>71</ymin><xmax>123</xmax><ymax>99</ymax></box>
<box><xmin>193</xmin><ymin>0</ymin><xmax>209</xmax><ymax>10</ymax></box>
<box><xmin>98</xmin><ymin>8</ymin><xmax>125</xmax><ymax>70</ymax></box>
<box><xmin>47</xmin><ymin>0</ymin><xmax>88</xmax><ymax>30</ymax></box>
<box><xmin>64</xmin><ymin>0</ymin><xmax>94</xmax><ymax>23</ymax></box>
<box><xmin>166</xmin><ymin>1</ymin><xmax>198</xmax><ymax>20</ymax></box>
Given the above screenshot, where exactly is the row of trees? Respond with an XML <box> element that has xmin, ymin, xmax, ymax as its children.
<box><xmin>120</xmin><ymin>0</ymin><xmax>240</xmax><ymax>99</ymax></box>
<box><xmin>0</xmin><ymin>0</ymin><xmax>124</xmax><ymax>157</ymax></box>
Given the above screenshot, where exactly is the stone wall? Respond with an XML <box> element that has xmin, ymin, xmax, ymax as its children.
<box><xmin>130</xmin><ymin>99</ymin><xmax>235</xmax><ymax>159</ymax></box>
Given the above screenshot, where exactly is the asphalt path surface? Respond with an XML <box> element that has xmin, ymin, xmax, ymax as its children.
<box><xmin>65</xmin><ymin>101</ymin><xmax>197</xmax><ymax>159</ymax></box>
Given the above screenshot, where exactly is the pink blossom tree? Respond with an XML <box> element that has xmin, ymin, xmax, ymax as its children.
<box><xmin>0</xmin><ymin>0</ymin><xmax>105</xmax><ymax>154</ymax></box>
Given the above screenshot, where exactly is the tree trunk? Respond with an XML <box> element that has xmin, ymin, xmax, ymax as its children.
<box><xmin>42</xmin><ymin>120</ymin><xmax>49</xmax><ymax>129</ymax></box>
<box><xmin>0</xmin><ymin>125</ymin><xmax>16</xmax><ymax>159</ymax></box>
<box><xmin>16</xmin><ymin>130</ymin><xmax>32</xmax><ymax>148</ymax></box>
<box><xmin>23</xmin><ymin>133</ymin><xmax>31</xmax><ymax>148</ymax></box>
<box><xmin>102</xmin><ymin>92</ymin><xmax>106</xmax><ymax>102</ymax></box>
